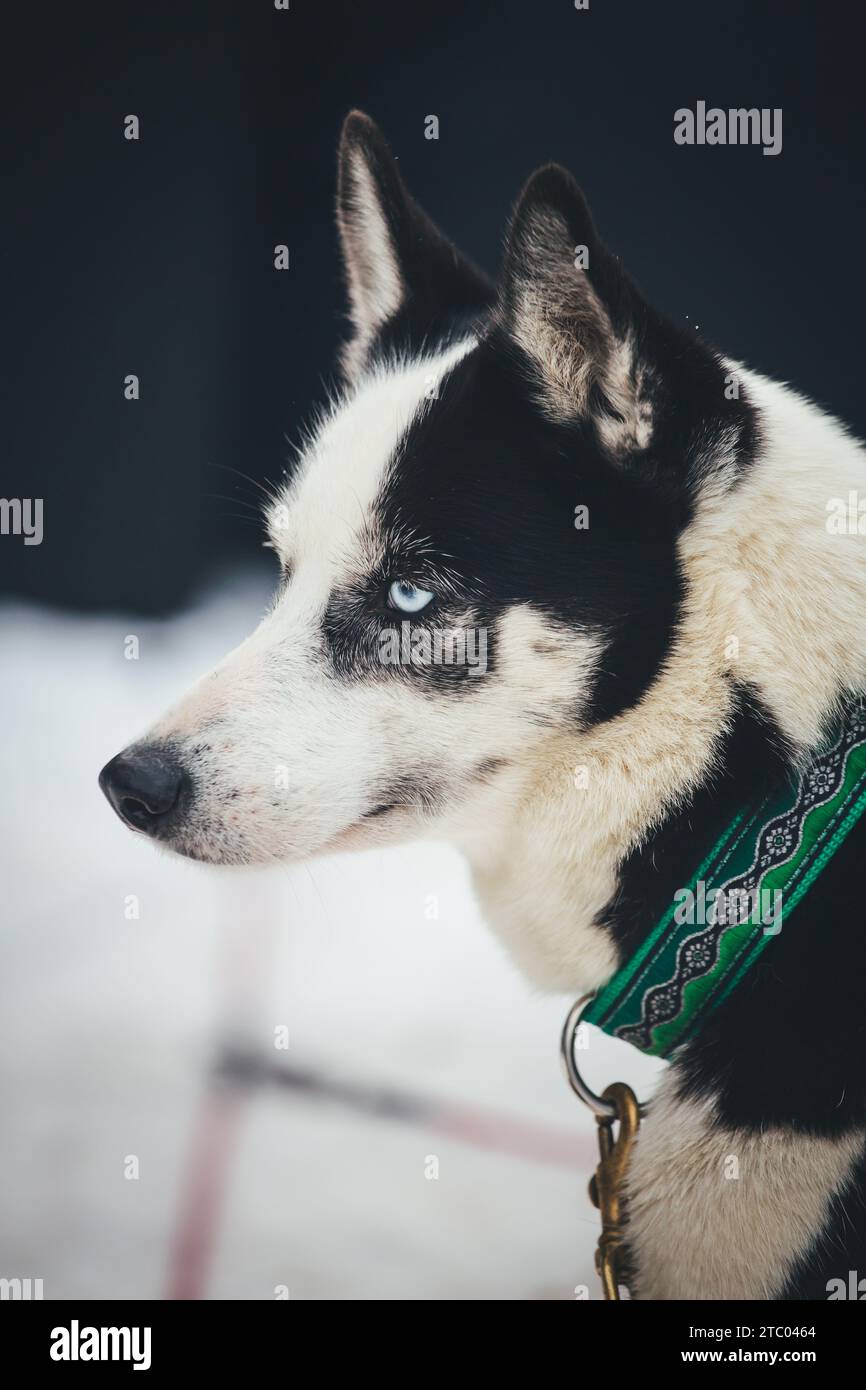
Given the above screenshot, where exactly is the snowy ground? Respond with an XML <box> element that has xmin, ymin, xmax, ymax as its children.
<box><xmin>0</xmin><ymin>573</ymin><xmax>664</xmax><ymax>1300</ymax></box>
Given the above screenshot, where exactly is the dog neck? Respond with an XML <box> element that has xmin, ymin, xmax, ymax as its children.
<box><xmin>449</xmin><ymin>365</ymin><xmax>866</xmax><ymax>1299</ymax></box>
<box><xmin>451</xmin><ymin>365</ymin><xmax>866</xmax><ymax>995</ymax></box>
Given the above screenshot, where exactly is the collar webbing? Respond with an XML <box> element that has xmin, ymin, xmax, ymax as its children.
<box><xmin>583</xmin><ymin>698</ymin><xmax>866</xmax><ymax>1058</ymax></box>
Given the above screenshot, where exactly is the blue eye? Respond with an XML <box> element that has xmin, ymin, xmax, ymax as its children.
<box><xmin>388</xmin><ymin>580</ymin><xmax>434</xmax><ymax>614</ymax></box>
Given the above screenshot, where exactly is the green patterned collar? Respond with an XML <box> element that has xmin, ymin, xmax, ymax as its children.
<box><xmin>584</xmin><ymin>698</ymin><xmax>866</xmax><ymax>1058</ymax></box>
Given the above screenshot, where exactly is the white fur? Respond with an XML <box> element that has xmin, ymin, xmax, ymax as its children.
<box><xmin>697</xmin><ymin>366</ymin><xmax>866</xmax><ymax>746</ymax></box>
<box><xmin>627</xmin><ymin>1077</ymin><xmax>864</xmax><ymax>1299</ymax></box>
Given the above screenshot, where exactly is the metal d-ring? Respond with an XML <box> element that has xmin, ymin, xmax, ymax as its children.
<box><xmin>560</xmin><ymin>993</ymin><xmax>619</xmax><ymax>1118</ymax></box>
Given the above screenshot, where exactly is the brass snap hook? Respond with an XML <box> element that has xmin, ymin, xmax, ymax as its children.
<box><xmin>589</xmin><ymin>1081</ymin><xmax>641</xmax><ymax>1300</ymax></box>
<box><xmin>561</xmin><ymin>994</ymin><xmax>643</xmax><ymax>1300</ymax></box>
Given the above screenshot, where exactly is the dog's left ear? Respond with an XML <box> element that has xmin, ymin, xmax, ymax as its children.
<box><xmin>500</xmin><ymin>165</ymin><xmax>655</xmax><ymax>455</ymax></box>
<box><xmin>337</xmin><ymin>111</ymin><xmax>493</xmax><ymax>378</ymax></box>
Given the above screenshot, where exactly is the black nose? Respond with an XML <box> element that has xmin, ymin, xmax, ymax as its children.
<box><xmin>99</xmin><ymin>747</ymin><xmax>187</xmax><ymax>834</ymax></box>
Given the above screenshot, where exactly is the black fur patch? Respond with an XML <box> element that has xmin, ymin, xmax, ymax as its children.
<box><xmin>322</xmin><ymin>302</ymin><xmax>759</xmax><ymax>721</ymax></box>
<box><xmin>779</xmin><ymin>1143</ymin><xmax>866</xmax><ymax>1299</ymax></box>
<box><xmin>371</xmin><ymin>335</ymin><xmax>685</xmax><ymax>722</ymax></box>
<box><xmin>602</xmin><ymin>687</ymin><xmax>794</xmax><ymax>963</ymax></box>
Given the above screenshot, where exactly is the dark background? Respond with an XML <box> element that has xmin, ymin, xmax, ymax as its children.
<box><xmin>3</xmin><ymin>0</ymin><xmax>862</xmax><ymax>613</ymax></box>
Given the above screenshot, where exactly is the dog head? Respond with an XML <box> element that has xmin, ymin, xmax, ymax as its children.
<box><xmin>100</xmin><ymin>112</ymin><xmax>750</xmax><ymax>869</ymax></box>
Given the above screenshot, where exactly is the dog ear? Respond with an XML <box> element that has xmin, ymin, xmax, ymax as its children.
<box><xmin>337</xmin><ymin>111</ymin><xmax>492</xmax><ymax>378</ymax></box>
<box><xmin>500</xmin><ymin>165</ymin><xmax>656</xmax><ymax>456</ymax></box>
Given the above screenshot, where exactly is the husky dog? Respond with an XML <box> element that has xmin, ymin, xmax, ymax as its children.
<box><xmin>100</xmin><ymin>112</ymin><xmax>866</xmax><ymax>1301</ymax></box>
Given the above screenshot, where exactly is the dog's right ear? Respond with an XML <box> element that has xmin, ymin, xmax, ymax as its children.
<box><xmin>499</xmin><ymin>165</ymin><xmax>659</xmax><ymax>456</ymax></box>
<box><xmin>336</xmin><ymin>112</ymin><xmax>492</xmax><ymax>379</ymax></box>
